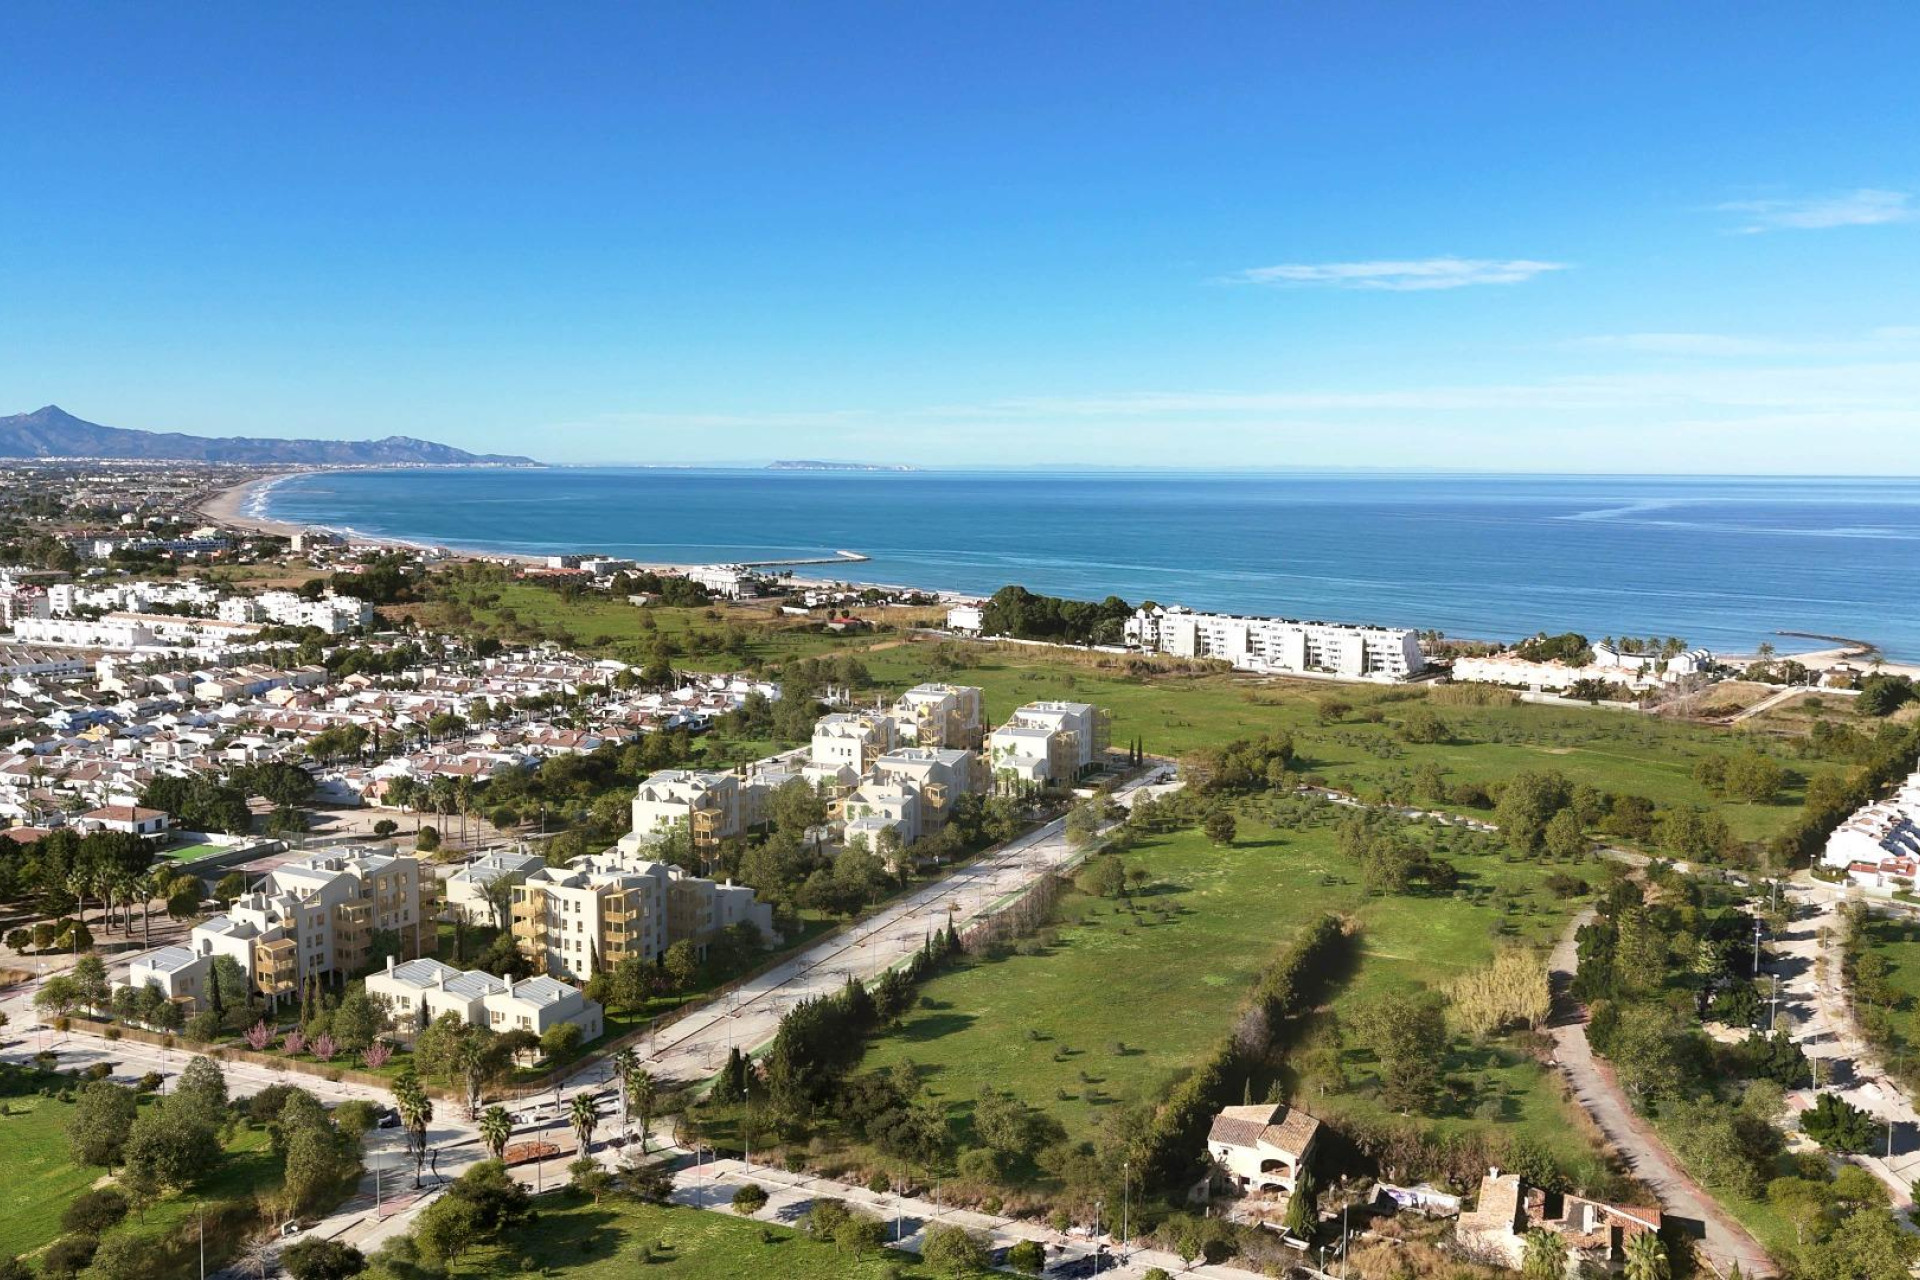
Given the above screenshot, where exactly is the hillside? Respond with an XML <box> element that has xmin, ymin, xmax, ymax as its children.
<box><xmin>0</xmin><ymin>405</ymin><xmax>537</xmax><ymax>465</ymax></box>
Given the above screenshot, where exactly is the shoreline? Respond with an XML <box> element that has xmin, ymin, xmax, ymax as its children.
<box><xmin>198</xmin><ymin>469</ymin><xmax>1914</xmax><ymax>668</ymax></box>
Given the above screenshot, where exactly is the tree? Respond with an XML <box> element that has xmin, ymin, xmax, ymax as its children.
<box><xmin>68</xmin><ymin>1079</ymin><xmax>138</xmax><ymax>1170</ymax></box>
<box><xmin>1803</xmin><ymin>1092</ymin><xmax>1879</xmax><ymax>1153</ymax></box>
<box><xmin>1522</xmin><ymin>1227</ymin><xmax>1568</xmax><ymax>1280</ymax></box>
<box><xmin>663</xmin><ymin>939</ymin><xmax>701</xmax><ymax>993</ymax></box>
<box><xmin>1495</xmin><ymin>771</ymin><xmax>1572</xmax><ymax>855</ymax></box>
<box><xmin>921</xmin><ymin>1224</ymin><xmax>993</xmax><ymax>1276</ymax></box>
<box><xmin>629</xmin><ymin>1067</ymin><xmax>658</xmax><ymax>1151</ymax></box>
<box><xmin>332</xmin><ymin>990</ymin><xmax>385</xmax><ymax>1051</ymax></box>
<box><xmin>1203</xmin><ymin>809</ymin><xmax>1237</xmax><ymax>847</ymax></box>
<box><xmin>541</xmin><ymin>1021</ymin><xmax>583</xmax><ymax>1060</ymax></box>
<box><xmin>569</xmin><ymin>1091</ymin><xmax>600</xmax><ymax>1156</ymax></box>
<box><xmin>175</xmin><ymin>1053</ymin><xmax>229</xmax><ymax>1121</ymax></box>
<box><xmin>393</xmin><ymin>1072</ymin><xmax>435</xmax><ymax>1187</ymax></box>
<box><xmin>1623</xmin><ymin>1231</ymin><xmax>1669</xmax><ymax>1280</ymax></box>
<box><xmin>732</xmin><ymin>1183</ymin><xmax>769</xmax><ymax>1214</ymax></box>
<box><xmin>280</xmin><ymin>1238</ymin><xmax>366</xmax><ymax>1280</ymax></box>
<box><xmin>1284</xmin><ymin>1169</ymin><xmax>1318</xmax><ymax>1236</ymax></box>
<box><xmin>123</xmin><ymin>1095</ymin><xmax>221</xmax><ymax>1188</ymax></box>
<box><xmin>568</xmin><ymin>1156</ymin><xmax>615</xmax><ymax>1204</ymax></box>
<box><xmin>1351</xmin><ymin>990</ymin><xmax>1447</xmax><ymax>1110</ymax></box>
<box><xmin>413</xmin><ymin>1193</ymin><xmax>481</xmax><ymax>1270</ymax></box>
<box><xmin>1543</xmin><ymin>809</ymin><xmax>1586</xmax><ymax>861</ymax></box>
<box><xmin>70</xmin><ymin>952</ymin><xmax>109</xmax><ymax>1013</ymax></box>
<box><xmin>1007</xmin><ymin>1239</ymin><xmax>1046</xmax><ymax>1275</ymax></box>
<box><xmin>479</xmin><ymin>1105</ymin><xmax>512</xmax><ymax>1162</ymax></box>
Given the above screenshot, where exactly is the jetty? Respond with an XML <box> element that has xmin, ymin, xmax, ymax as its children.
<box><xmin>739</xmin><ymin>549</ymin><xmax>869</xmax><ymax>568</ymax></box>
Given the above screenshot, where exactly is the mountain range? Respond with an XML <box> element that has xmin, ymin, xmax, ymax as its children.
<box><xmin>0</xmin><ymin>406</ymin><xmax>536</xmax><ymax>465</ymax></box>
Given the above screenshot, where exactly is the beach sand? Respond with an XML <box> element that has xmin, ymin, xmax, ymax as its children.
<box><xmin>194</xmin><ymin>471</ymin><xmax>306</xmax><ymax>538</ymax></box>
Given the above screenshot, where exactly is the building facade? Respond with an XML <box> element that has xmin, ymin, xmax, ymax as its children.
<box><xmin>1125</xmin><ymin>605</ymin><xmax>1425</xmax><ymax>681</ymax></box>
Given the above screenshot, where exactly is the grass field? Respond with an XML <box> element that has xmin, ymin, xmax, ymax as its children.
<box><xmin>0</xmin><ymin>1068</ymin><xmax>282</xmax><ymax>1262</ymax></box>
<box><xmin>856</xmin><ymin>805</ymin><xmax>1599</xmax><ymax>1179</ymax></box>
<box><xmin>0</xmin><ymin>1083</ymin><xmax>103</xmax><ymax>1258</ymax></box>
<box><xmin>157</xmin><ymin>842</ymin><xmax>227</xmax><ymax>862</ymax></box>
<box><xmin>414</xmin><ymin>580</ymin><xmax>936</xmax><ymax>672</ymax></box>
<box><xmin>395</xmin><ymin>1191</ymin><xmax>971</xmax><ymax>1280</ymax></box>
<box><xmin>854</xmin><ymin>643</ymin><xmax>1843</xmax><ymax>846</ymax></box>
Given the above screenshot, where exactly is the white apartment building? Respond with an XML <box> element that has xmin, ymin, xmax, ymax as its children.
<box><xmin>219</xmin><ymin>590</ymin><xmax>375</xmax><ymax>634</ymax></box>
<box><xmin>987</xmin><ymin>700</ymin><xmax>1108</xmax><ymax>790</ymax></box>
<box><xmin>944</xmin><ymin>603</ymin><xmax>984</xmax><ymax>634</ymax></box>
<box><xmin>623</xmin><ymin>768</ymin><xmax>746</xmax><ymax>850</ymax></box>
<box><xmin>809</xmin><ymin>713</ymin><xmax>899</xmax><ymax>777</ymax></box>
<box><xmin>1823</xmin><ymin>770</ymin><xmax>1920</xmax><ymax>873</ymax></box>
<box><xmin>12</xmin><ymin>612</ymin><xmax>262</xmax><ymax>652</ymax></box>
<box><xmin>1125</xmin><ymin>605</ymin><xmax>1425</xmax><ymax>681</ymax></box>
<box><xmin>891</xmin><ymin>684</ymin><xmax>987</xmax><ymax>751</ymax></box>
<box><xmin>444</xmin><ymin>848</ymin><xmax>547</xmax><ymax>926</ymax></box>
<box><xmin>187</xmin><ymin>846</ymin><xmax>432</xmax><ymax>998</ymax></box>
<box><xmin>365</xmin><ymin>956</ymin><xmax>604</xmax><ymax>1044</ymax></box>
<box><xmin>122</xmin><ymin>943</ymin><xmax>214</xmax><ymax>1010</ymax></box>
<box><xmin>510</xmin><ymin>846</ymin><xmax>774</xmax><ymax>981</ymax></box>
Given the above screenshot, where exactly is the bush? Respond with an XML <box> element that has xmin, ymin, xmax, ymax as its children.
<box><xmin>731</xmin><ymin>1184</ymin><xmax>769</xmax><ymax>1215</ymax></box>
<box><xmin>185</xmin><ymin>1011</ymin><xmax>222</xmax><ymax>1043</ymax></box>
<box><xmin>41</xmin><ymin>1234</ymin><xmax>99</xmax><ymax>1280</ymax></box>
<box><xmin>281</xmin><ymin>1236</ymin><xmax>368</xmax><ymax>1280</ymax></box>
<box><xmin>416</xmin><ymin>826</ymin><xmax>441</xmax><ymax>853</ymax></box>
<box><xmin>866</xmin><ymin>1170</ymin><xmax>890</xmax><ymax>1194</ymax></box>
<box><xmin>138</xmin><ymin>1071</ymin><xmax>164</xmax><ymax>1092</ymax></box>
<box><xmin>62</xmin><ymin>1187</ymin><xmax>129</xmax><ymax>1235</ymax></box>
<box><xmin>1007</xmin><ymin>1239</ymin><xmax>1046</xmax><ymax>1275</ymax></box>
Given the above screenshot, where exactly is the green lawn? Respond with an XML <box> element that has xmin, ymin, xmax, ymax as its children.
<box><xmin>392</xmin><ymin>1191</ymin><xmax>972</xmax><ymax>1280</ymax></box>
<box><xmin>857</xmin><ymin>804</ymin><xmax>1598</xmax><ymax>1177</ymax></box>
<box><xmin>0</xmin><ymin>1080</ymin><xmax>103</xmax><ymax>1258</ymax></box>
<box><xmin>1857</xmin><ymin>915</ymin><xmax>1920</xmax><ymax>1056</ymax></box>
<box><xmin>857</xmin><ymin>645</ymin><xmax>1840</xmax><ymax>846</ymax></box>
<box><xmin>157</xmin><ymin>842</ymin><xmax>227</xmax><ymax>863</ymax></box>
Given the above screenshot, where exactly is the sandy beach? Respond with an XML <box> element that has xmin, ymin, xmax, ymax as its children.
<box><xmin>193</xmin><ymin>470</ymin><xmax>307</xmax><ymax>538</ymax></box>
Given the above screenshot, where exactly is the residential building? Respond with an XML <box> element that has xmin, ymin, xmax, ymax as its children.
<box><xmin>188</xmin><ymin>846</ymin><xmax>431</xmax><ymax>997</ymax></box>
<box><xmin>624</xmin><ymin>768</ymin><xmax>745</xmax><ymax>852</ymax></box>
<box><xmin>987</xmin><ymin>700</ymin><xmax>1108</xmax><ymax>789</ymax></box>
<box><xmin>1205</xmin><ymin>1102</ymin><xmax>1322</xmax><ymax>1199</ymax></box>
<box><xmin>891</xmin><ymin>683</ymin><xmax>987</xmax><ymax>751</ymax></box>
<box><xmin>509</xmin><ymin>846</ymin><xmax>775</xmax><ymax>981</ymax></box>
<box><xmin>1456</xmin><ymin>1170</ymin><xmax>1660</xmax><ymax>1270</ymax></box>
<box><xmin>444</xmin><ymin>848</ymin><xmax>547</xmax><ymax>926</ymax></box>
<box><xmin>944</xmin><ymin>603</ymin><xmax>984</xmax><ymax>634</ymax></box>
<box><xmin>123</xmin><ymin>943</ymin><xmax>212</xmax><ymax>1010</ymax></box>
<box><xmin>809</xmin><ymin>713</ymin><xmax>899</xmax><ymax>776</ymax></box>
<box><xmin>365</xmin><ymin>955</ymin><xmax>603</xmax><ymax>1043</ymax></box>
<box><xmin>1125</xmin><ymin>605</ymin><xmax>1425</xmax><ymax>680</ymax></box>
<box><xmin>78</xmin><ymin>803</ymin><xmax>170</xmax><ymax>838</ymax></box>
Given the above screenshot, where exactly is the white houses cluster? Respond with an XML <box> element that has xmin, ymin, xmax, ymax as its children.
<box><xmin>1452</xmin><ymin>642</ymin><xmax>1713</xmax><ymax>694</ymax></box>
<box><xmin>1124</xmin><ymin>605</ymin><xmax>1425</xmax><ymax>681</ymax></box>
<box><xmin>1822</xmin><ymin>768</ymin><xmax>1920</xmax><ymax>889</ymax></box>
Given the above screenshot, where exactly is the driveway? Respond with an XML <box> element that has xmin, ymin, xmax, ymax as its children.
<box><xmin>1547</xmin><ymin>905</ymin><xmax>1776</xmax><ymax>1275</ymax></box>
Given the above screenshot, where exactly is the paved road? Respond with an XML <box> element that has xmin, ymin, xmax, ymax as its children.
<box><xmin>556</xmin><ymin>770</ymin><xmax>1183</xmax><ymax>1094</ymax></box>
<box><xmin>1771</xmin><ymin>881</ymin><xmax>1920</xmax><ymax>1208</ymax></box>
<box><xmin>1547</xmin><ymin>906</ymin><xmax>1776</xmax><ymax>1276</ymax></box>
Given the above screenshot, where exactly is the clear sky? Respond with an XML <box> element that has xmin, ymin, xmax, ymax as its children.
<box><xmin>3</xmin><ymin>3</ymin><xmax>1917</xmax><ymax>471</ymax></box>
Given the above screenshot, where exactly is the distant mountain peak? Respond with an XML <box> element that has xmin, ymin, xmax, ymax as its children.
<box><xmin>0</xmin><ymin>406</ymin><xmax>538</xmax><ymax>466</ymax></box>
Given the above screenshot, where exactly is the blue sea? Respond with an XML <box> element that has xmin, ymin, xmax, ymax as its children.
<box><xmin>262</xmin><ymin>468</ymin><xmax>1920</xmax><ymax>659</ymax></box>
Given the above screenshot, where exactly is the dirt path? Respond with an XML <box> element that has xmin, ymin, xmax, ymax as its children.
<box><xmin>1548</xmin><ymin>906</ymin><xmax>1776</xmax><ymax>1276</ymax></box>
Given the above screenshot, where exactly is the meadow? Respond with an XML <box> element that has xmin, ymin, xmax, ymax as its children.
<box><xmin>856</xmin><ymin>804</ymin><xmax>1601</xmax><ymax>1182</ymax></box>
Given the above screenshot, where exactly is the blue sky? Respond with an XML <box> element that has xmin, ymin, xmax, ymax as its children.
<box><xmin>3</xmin><ymin>3</ymin><xmax>1917</xmax><ymax>470</ymax></box>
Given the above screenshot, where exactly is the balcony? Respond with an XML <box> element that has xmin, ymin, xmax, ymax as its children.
<box><xmin>510</xmin><ymin>918</ymin><xmax>544</xmax><ymax>941</ymax></box>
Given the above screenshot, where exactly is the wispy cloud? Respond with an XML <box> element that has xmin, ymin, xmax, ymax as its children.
<box><xmin>1716</xmin><ymin>188</ymin><xmax>1914</xmax><ymax>233</ymax></box>
<box><xmin>1219</xmin><ymin>256</ymin><xmax>1568</xmax><ymax>291</ymax></box>
<box><xmin>1569</xmin><ymin>326</ymin><xmax>1920</xmax><ymax>358</ymax></box>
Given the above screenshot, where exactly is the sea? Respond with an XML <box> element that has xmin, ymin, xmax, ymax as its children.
<box><xmin>259</xmin><ymin>468</ymin><xmax>1920</xmax><ymax>660</ymax></box>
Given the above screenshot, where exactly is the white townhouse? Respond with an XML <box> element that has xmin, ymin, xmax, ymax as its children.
<box><xmin>444</xmin><ymin>848</ymin><xmax>547</xmax><ymax>926</ymax></box>
<box><xmin>987</xmin><ymin>700</ymin><xmax>1108</xmax><ymax>790</ymax></box>
<box><xmin>365</xmin><ymin>956</ymin><xmax>603</xmax><ymax>1043</ymax></box>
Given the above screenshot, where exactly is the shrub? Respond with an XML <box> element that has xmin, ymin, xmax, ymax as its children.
<box><xmin>62</xmin><ymin>1187</ymin><xmax>129</xmax><ymax>1235</ymax></box>
<box><xmin>866</xmin><ymin>1170</ymin><xmax>890</xmax><ymax>1194</ymax></box>
<box><xmin>41</xmin><ymin>1234</ymin><xmax>99</xmax><ymax>1280</ymax></box>
<box><xmin>1007</xmin><ymin>1239</ymin><xmax>1046</xmax><ymax>1275</ymax></box>
<box><xmin>731</xmin><ymin>1184</ymin><xmax>769</xmax><ymax>1215</ymax></box>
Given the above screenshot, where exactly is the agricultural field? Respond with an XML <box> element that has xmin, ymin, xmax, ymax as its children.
<box><xmin>381</xmin><ymin>1191</ymin><xmax>972</xmax><ymax>1280</ymax></box>
<box><xmin>855</xmin><ymin>804</ymin><xmax>1602</xmax><ymax>1182</ymax></box>
<box><xmin>856</xmin><ymin>642</ymin><xmax>1848</xmax><ymax>847</ymax></box>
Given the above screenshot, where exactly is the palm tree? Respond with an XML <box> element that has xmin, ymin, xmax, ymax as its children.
<box><xmin>479</xmin><ymin>1105</ymin><xmax>512</xmax><ymax>1162</ymax></box>
<box><xmin>1622</xmin><ymin>1232</ymin><xmax>1669</xmax><ymax>1280</ymax></box>
<box><xmin>629</xmin><ymin>1068</ymin><xmax>657</xmax><ymax>1153</ymax></box>
<box><xmin>569</xmin><ymin>1092</ymin><xmax>600</xmax><ymax>1159</ymax></box>
<box><xmin>393</xmin><ymin>1074</ymin><xmax>434</xmax><ymax>1189</ymax></box>
<box><xmin>1522</xmin><ymin>1228</ymin><xmax>1568</xmax><ymax>1280</ymax></box>
<box><xmin>611</xmin><ymin>1048</ymin><xmax>638</xmax><ymax>1127</ymax></box>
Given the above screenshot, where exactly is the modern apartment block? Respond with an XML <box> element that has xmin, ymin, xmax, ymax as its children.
<box><xmin>509</xmin><ymin>847</ymin><xmax>774</xmax><ymax>981</ymax></box>
<box><xmin>625</xmin><ymin>768</ymin><xmax>747</xmax><ymax>852</ymax></box>
<box><xmin>987</xmin><ymin>700</ymin><xmax>1109</xmax><ymax>790</ymax></box>
<box><xmin>444</xmin><ymin>848</ymin><xmax>547</xmax><ymax>925</ymax></box>
<box><xmin>890</xmin><ymin>683</ymin><xmax>988</xmax><ymax>751</ymax></box>
<box><xmin>808</xmin><ymin>712</ymin><xmax>900</xmax><ymax>777</ymax></box>
<box><xmin>218</xmin><ymin>589</ymin><xmax>375</xmax><ymax>634</ymax></box>
<box><xmin>121</xmin><ymin>845</ymin><xmax>433</xmax><ymax>1007</ymax></box>
<box><xmin>1124</xmin><ymin>605</ymin><xmax>1425</xmax><ymax>681</ymax></box>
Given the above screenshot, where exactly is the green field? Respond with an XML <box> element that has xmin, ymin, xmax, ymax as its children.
<box><xmin>381</xmin><ymin>1191</ymin><xmax>972</xmax><ymax>1280</ymax></box>
<box><xmin>0</xmin><ymin>1069</ymin><xmax>281</xmax><ymax>1262</ymax></box>
<box><xmin>157</xmin><ymin>842</ymin><xmax>227</xmax><ymax>862</ymax></box>
<box><xmin>855</xmin><ymin>644</ymin><xmax>1840</xmax><ymax>846</ymax></box>
<box><xmin>0</xmin><ymin>1084</ymin><xmax>104</xmax><ymax>1259</ymax></box>
<box><xmin>1857</xmin><ymin>914</ymin><xmax>1920</xmax><ymax>1058</ymax></box>
<box><xmin>857</xmin><ymin>804</ymin><xmax>1598</xmax><ymax>1177</ymax></box>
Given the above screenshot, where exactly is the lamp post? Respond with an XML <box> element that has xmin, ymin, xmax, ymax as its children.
<box><xmin>1122</xmin><ymin>1161</ymin><xmax>1130</xmax><ymax>1263</ymax></box>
